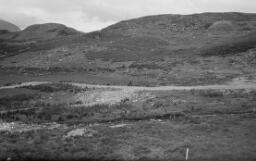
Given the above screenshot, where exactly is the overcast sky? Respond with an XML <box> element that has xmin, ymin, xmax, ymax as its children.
<box><xmin>0</xmin><ymin>0</ymin><xmax>255</xmax><ymax>32</ymax></box>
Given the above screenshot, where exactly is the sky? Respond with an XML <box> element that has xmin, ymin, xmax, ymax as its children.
<box><xmin>0</xmin><ymin>0</ymin><xmax>255</xmax><ymax>32</ymax></box>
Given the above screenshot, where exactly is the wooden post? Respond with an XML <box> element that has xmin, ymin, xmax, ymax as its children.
<box><xmin>186</xmin><ymin>147</ymin><xmax>189</xmax><ymax>160</ymax></box>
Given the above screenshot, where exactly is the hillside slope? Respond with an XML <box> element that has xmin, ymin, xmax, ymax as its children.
<box><xmin>0</xmin><ymin>19</ymin><xmax>20</xmax><ymax>32</ymax></box>
<box><xmin>1</xmin><ymin>12</ymin><xmax>256</xmax><ymax>86</ymax></box>
<box><xmin>95</xmin><ymin>12</ymin><xmax>256</xmax><ymax>60</ymax></box>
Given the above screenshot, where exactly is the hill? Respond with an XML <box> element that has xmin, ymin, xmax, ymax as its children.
<box><xmin>15</xmin><ymin>23</ymin><xmax>81</xmax><ymax>40</ymax></box>
<box><xmin>0</xmin><ymin>23</ymin><xmax>81</xmax><ymax>40</ymax></box>
<box><xmin>0</xmin><ymin>23</ymin><xmax>83</xmax><ymax>57</ymax></box>
<box><xmin>95</xmin><ymin>12</ymin><xmax>256</xmax><ymax>60</ymax></box>
<box><xmin>0</xmin><ymin>12</ymin><xmax>256</xmax><ymax>86</ymax></box>
<box><xmin>0</xmin><ymin>19</ymin><xmax>20</xmax><ymax>32</ymax></box>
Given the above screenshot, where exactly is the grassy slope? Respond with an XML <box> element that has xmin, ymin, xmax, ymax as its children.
<box><xmin>0</xmin><ymin>12</ymin><xmax>256</xmax><ymax>86</ymax></box>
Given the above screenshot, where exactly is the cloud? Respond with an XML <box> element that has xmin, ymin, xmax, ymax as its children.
<box><xmin>0</xmin><ymin>0</ymin><xmax>255</xmax><ymax>32</ymax></box>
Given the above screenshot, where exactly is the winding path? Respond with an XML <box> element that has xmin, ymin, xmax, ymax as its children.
<box><xmin>1</xmin><ymin>78</ymin><xmax>256</xmax><ymax>91</ymax></box>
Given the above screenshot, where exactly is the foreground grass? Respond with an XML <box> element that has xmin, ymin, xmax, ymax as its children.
<box><xmin>0</xmin><ymin>114</ymin><xmax>255</xmax><ymax>161</ymax></box>
<box><xmin>0</xmin><ymin>84</ymin><xmax>256</xmax><ymax>161</ymax></box>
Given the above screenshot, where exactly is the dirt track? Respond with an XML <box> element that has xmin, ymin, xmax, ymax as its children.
<box><xmin>1</xmin><ymin>78</ymin><xmax>256</xmax><ymax>91</ymax></box>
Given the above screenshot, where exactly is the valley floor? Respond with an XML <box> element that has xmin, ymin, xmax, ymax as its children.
<box><xmin>0</xmin><ymin>79</ymin><xmax>256</xmax><ymax>161</ymax></box>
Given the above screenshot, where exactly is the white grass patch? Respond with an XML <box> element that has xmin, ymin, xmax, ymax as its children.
<box><xmin>64</xmin><ymin>127</ymin><xmax>96</xmax><ymax>138</ymax></box>
<box><xmin>75</xmin><ymin>88</ymin><xmax>138</xmax><ymax>106</ymax></box>
<box><xmin>110</xmin><ymin>123</ymin><xmax>131</xmax><ymax>128</ymax></box>
<box><xmin>0</xmin><ymin>121</ymin><xmax>64</xmax><ymax>133</ymax></box>
<box><xmin>74</xmin><ymin>87</ymin><xmax>156</xmax><ymax>106</ymax></box>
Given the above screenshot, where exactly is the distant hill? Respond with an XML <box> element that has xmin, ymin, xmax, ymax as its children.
<box><xmin>0</xmin><ymin>19</ymin><xmax>20</xmax><ymax>32</ymax></box>
<box><xmin>86</xmin><ymin>12</ymin><xmax>256</xmax><ymax>60</ymax></box>
<box><xmin>103</xmin><ymin>12</ymin><xmax>256</xmax><ymax>35</ymax></box>
<box><xmin>0</xmin><ymin>23</ymin><xmax>81</xmax><ymax>40</ymax></box>
<box><xmin>15</xmin><ymin>23</ymin><xmax>81</xmax><ymax>40</ymax></box>
<box><xmin>0</xmin><ymin>23</ymin><xmax>83</xmax><ymax>56</ymax></box>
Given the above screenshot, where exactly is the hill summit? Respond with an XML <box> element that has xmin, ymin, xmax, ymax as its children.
<box><xmin>16</xmin><ymin>23</ymin><xmax>81</xmax><ymax>40</ymax></box>
<box><xmin>0</xmin><ymin>23</ymin><xmax>81</xmax><ymax>40</ymax></box>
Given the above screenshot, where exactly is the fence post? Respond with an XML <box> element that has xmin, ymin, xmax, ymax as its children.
<box><xmin>186</xmin><ymin>147</ymin><xmax>189</xmax><ymax>160</ymax></box>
